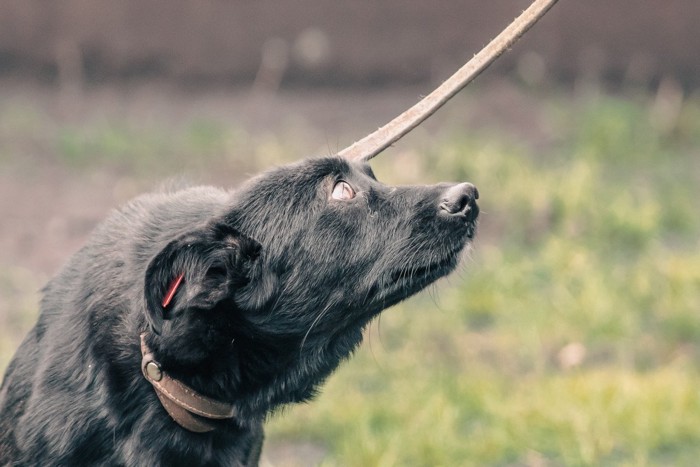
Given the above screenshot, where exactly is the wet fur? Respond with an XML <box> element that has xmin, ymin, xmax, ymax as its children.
<box><xmin>0</xmin><ymin>157</ymin><xmax>477</xmax><ymax>466</ymax></box>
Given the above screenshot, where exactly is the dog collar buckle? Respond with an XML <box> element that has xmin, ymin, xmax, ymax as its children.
<box><xmin>144</xmin><ymin>360</ymin><xmax>163</xmax><ymax>382</ymax></box>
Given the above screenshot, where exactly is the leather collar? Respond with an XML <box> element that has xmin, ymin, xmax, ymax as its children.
<box><xmin>140</xmin><ymin>333</ymin><xmax>236</xmax><ymax>433</ymax></box>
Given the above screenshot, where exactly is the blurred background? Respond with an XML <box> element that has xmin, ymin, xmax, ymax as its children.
<box><xmin>1</xmin><ymin>1</ymin><xmax>700</xmax><ymax>465</ymax></box>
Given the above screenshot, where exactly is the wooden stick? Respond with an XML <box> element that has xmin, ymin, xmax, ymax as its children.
<box><xmin>338</xmin><ymin>0</ymin><xmax>560</xmax><ymax>161</ymax></box>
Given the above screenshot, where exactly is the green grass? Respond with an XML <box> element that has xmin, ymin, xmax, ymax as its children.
<box><xmin>2</xmin><ymin>90</ymin><xmax>700</xmax><ymax>465</ymax></box>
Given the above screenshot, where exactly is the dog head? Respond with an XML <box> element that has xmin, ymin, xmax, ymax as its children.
<box><xmin>143</xmin><ymin>156</ymin><xmax>478</xmax><ymax>405</ymax></box>
<box><xmin>226</xmin><ymin>157</ymin><xmax>478</xmax><ymax>335</ymax></box>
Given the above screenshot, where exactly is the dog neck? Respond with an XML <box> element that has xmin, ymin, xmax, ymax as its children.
<box><xmin>139</xmin><ymin>333</ymin><xmax>236</xmax><ymax>433</ymax></box>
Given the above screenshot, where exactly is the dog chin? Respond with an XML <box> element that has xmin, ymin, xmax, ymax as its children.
<box><xmin>374</xmin><ymin>250</ymin><xmax>461</xmax><ymax>308</ymax></box>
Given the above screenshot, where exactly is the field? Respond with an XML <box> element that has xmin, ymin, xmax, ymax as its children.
<box><xmin>1</xmin><ymin>82</ymin><xmax>699</xmax><ymax>465</ymax></box>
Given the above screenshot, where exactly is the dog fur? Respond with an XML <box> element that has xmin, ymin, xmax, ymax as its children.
<box><xmin>0</xmin><ymin>156</ymin><xmax>478</xmax><ymax>466</ymax></box>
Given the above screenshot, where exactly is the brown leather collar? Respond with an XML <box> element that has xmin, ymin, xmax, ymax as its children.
<box><xmin>140</xmin><ymin>333</ymin><xmax>236</xmax><ymax>433</ymax></box>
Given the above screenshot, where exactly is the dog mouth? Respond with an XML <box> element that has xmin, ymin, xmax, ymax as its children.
<box><xmin>389</xmin><ymin>253</ymin><xmax>457</xmax><ymax>285</ymax></box>
<box><xmin>381</xmin><ymin>213</ymin><xmax>476</xmax><ymax>298</ymax></box>
<box><xmin>465</xmin><ymin>219</ymin><xmax>477</xmax><ymax>240</ymax></box>
<box><xmin>384</xmin><ymin>234</ymin><xmax>471</xmax><ymax>296</ymax></box>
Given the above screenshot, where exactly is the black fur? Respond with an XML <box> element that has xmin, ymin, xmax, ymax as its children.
<box><xmin>0</xmin><ymin>156</ymin><xmax>478</xmax><ymax>466</ymax></box>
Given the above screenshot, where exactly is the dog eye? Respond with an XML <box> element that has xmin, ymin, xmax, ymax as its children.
<box><xmin>331</xmin><ymin>181</ymin><xmax>355</xmax><ymax>201</ymax></box>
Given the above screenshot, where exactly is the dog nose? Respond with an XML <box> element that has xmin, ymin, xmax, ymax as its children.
<box><xmin>440</xmin><ymin>183</ymin><xmax>479</xmax><ymax>221</ymax></box>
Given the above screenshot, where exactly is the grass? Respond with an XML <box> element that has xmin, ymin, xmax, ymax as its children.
<box><xmin>1</xmin><ymin>88</ymin><xmax>700</xmax><ymax>465</ymax></box>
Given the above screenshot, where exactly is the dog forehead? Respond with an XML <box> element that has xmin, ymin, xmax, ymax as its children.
<box><xmin>268</xmin><ymin>157</ymin><xmax>350</xmax><ymax>184</ymax></box>
<box><xmin>360</xmin><ymin>163</ymin><xmax>376</xmax><ymax>179</ymax></box>
<box><xmin>308</xmin><ymin>156</ymin><xmax>374</xmax><ymax>182</ymax></box>
<box><xmin>287</xmin><ymin>156</ymin><xmax>375</xmax><ymax>180</ymax></box>
<box><xmin>255</xmin><ymin>157</ymin><xmax>377</xmax><ymax>195</ymax></box>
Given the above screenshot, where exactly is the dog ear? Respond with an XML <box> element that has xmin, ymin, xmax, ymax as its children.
<box><xmin>144</xmin><ymin>224</ymin><xmax>261</xmax><ymax>335</ymax></box>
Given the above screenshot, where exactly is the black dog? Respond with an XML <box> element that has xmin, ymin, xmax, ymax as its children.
<box><xmin>0</xmin><ymin>156</ymin><xmax>478</xmax><ymax>466</ymax></box>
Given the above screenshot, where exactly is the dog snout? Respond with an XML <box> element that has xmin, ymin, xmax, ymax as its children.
<box><xmin>440</xmin><ymin>183</ymin><xmax>479</xmax><ymax>221</ymax></box>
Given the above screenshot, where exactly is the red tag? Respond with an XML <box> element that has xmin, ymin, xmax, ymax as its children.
<box><xmin>162</xmin><ymin>273</ymin><xmax>184</xmax><ymax>308</ymax></box>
